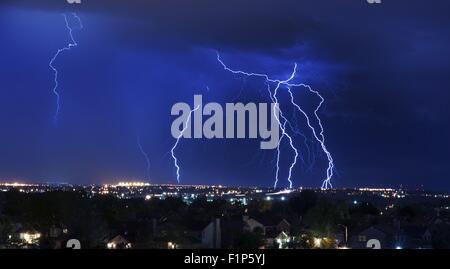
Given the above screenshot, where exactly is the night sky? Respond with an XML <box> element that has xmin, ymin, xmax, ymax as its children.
<box><xmin>0</xmin><ymin>0</ymin><xmax>449</xmax><ymax>190</ymax></box>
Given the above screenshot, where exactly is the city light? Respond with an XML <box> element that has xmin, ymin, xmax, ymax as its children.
<box><xmin>19</xmin><ymin>232</ymin><xmax>41</xmax><ymax>245</ymax></box>
<box><xmin>116</xmin><ymin>182</ymin><xmax>150</xmax><ymax>187</ymax></box>
<box><xmin>0</xmin><ymin>182</ymin><xmax>34</xmax><ymax>187</ymax></box>
<box><xmin>313</xmin><ymin>238</ymin><xmax>322</xmax><ymax>248</ymax></box>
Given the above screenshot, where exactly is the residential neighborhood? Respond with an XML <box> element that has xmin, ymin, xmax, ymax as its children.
<box><xmin>1</xmin><ymin>186</ymin><xmax>449</xmax><ymax>249</ymax></box>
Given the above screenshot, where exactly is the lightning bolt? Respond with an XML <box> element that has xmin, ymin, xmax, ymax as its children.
<box><xmin>266</xmin><ymin>70</ymin><xmax>299</xmax><ymax>190</ymax></box>
<box><xmin>137</xmin><ymin>134</ymin><xmax>151</xmax><ymax>181</ymax></box>
<box><xmin>287</xmin><ymin>87</ymin><xmax>334</xmax><ymax>189</ymax></box>
<box><xmin>49</xmin><ymin>13</ymin><xmax>83</xmax><ymax>125</ymax></box>
<box><xmin>170</xmin><ymin>105</ymin><xmax>201</xmax><ymax>183</ymax></box>
<box><xmin>216</xmin><ymin>52</ymin><xmax>335</xmax><ymax>189</ymax></box>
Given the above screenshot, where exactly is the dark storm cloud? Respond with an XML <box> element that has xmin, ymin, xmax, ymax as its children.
<box><xmin>3</xmin><ymin>0</ymin><xmax>450</xmax><ymax>51</ymax></box>
<box><xmin>1</xmin><ymin>0</ymin><xmax>321</xmax><ymax>49</ymax></box>
<box><xmin>1</xmin><ymin>0</ymin><xmax>450</xmax><ymax>189</ymax></box>
<box><xmin>4</xmin><ymin>1</ymin><xmax>450</xmax><ymax>82</ymax></box>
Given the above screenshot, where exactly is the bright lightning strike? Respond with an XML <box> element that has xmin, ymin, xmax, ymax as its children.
<box><xmin>137</xmin><ymin>134</ymin><xmax>151</xmax><ymax>181</ymax></box>
<box><xmin>216</xmin><ymin>52</ymin><xmax>335</xmax><ymax>189</ymax></box>
<box><xmin>287</xmin><ymin>87</ymin><xmax>334</xmax><ymax>189</ymax></box>
<box><xmin>266</xmin><ymin>72</ymin><xmax>299</xmax><ymax>190</ymax></box>
<box><xmin>49</xmin><ymin>13</ymin><xmax>83</xmax><ymax>125</ymax></box>
<box><xmin>170</xmin><ymin>105</ymin><xmax>201</xmax><ymax>183</ymax></box>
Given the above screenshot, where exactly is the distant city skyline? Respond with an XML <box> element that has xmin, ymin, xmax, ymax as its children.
<box><xmin>0</xmin><ymin>180</ymin><xmax>440</xmax><ymax>193</ymax></box>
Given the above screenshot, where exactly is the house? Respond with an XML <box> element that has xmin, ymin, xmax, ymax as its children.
<box><xmin>201</xmin><ymin>216</ymin><xmax>293</xmax><ymax>249</ymax></box>
<box><xmin>202</xmin><ymin>217</ymin><xmax>261</xmax><ymax>249</ymax></box>
<box><xmin>49</xmin><ymin>224</ymin><xmax>68</xmax><ymax>238</ymax></box>
<box><xmin>19</xmin><ymin>229</ymin><xmax>41</xmax><ymax>245</ymax></box>
<box><xmin>276</xmin><ymin>219</ymin><xmax>291</xmax><ymax>234</ymax></box>
<box><xmin>243</xmin><ymin>216</ymin><xmax>265</xmax><ymax>234</ymax></box>
<box><xmin>107</xmin><ymin>235</ymin><xmax>132</xmax><ymax>249</ymax></box>
<box><xmin>348</xmin><ymin>226</ymin><xmax>391</xmax><ymax>249</ymax></box>
<box><xmin>201</xmin><ymin>219</ymin><xmax>221</xmax><ymax>249</ymax></box>
<box><xmin>266</xmin><ymin>231</ymin><xmax>291</xmax><ymax>249</ymax></box>
<box><xmin>397</xmin><ymin>225</ymin><xmax>432</xmax><ymax>249</ymax></box>
<box><xmin>242</xmin><ymin>216</ymin><xmax>292</xmax><ymax>236</ymax></box>
<box><xmin>259</xmin><ymin>218</ymin><xmax>291</xmax><ymax>237</ymax></box>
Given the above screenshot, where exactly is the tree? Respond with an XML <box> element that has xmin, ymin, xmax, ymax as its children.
<box><xmin>395</xmin><ymin>204</ymin><xmax>425</xmax><ymax>223</ymax></box>
<box><xmin>431</xmin><ymin>223</ymin><xmax>450</xmax><ymax>249</ymax></box>
<box><xmin>289</xmin><ymin>190</ymin><xmax>318</xmax><ymax>216</ymax></box>
<box><xmin>233</xmin><ymin>230</ymin><xmax>265</xmax><ymax>249</ymax></box>
<box><xmin>0</xmin><ymin>216</ymin><xmax>13</xmax><ymax>245</ymax></box>
<box><xmin>304</xmin><ymin>199</ymin><xmax>348</xmax><ymax>237</ymax></box>
<box><xmin>350</xmin><ymin>202</ymin><xmax>380</xmax><ymax>216</ymax></box>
